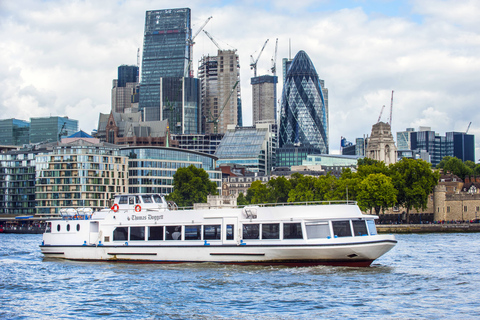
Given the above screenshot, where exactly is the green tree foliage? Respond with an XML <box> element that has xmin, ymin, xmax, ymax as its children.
<box><xmin>267</xmin><ymin>176</ymin><xmax>291</xmax><ymax>203</ymax></box>
<box><xmin>237</xmin><ymin>192</ymin><xmax>248</xmax><ymax>206</ymax></box>
<box><xmin>436</xmin><ymin>156</ymin><xmax>473</xmax><ymax>180</ymax></box>
<box><xmin>165</xmin><ymin>165</ymin><xmax>218</xmax><ymax>207</ymax></box>
<box><xmin>247</xmin><ymin>180</ymin><xmax>270</xmax><ymax>204</ymax></box>
<box><xmin>390</xmin><ymin>158</ymin><xmax>440</xmax><ymax>222</ymax></box>
<box><xmin>357</xmin><ymin>173</ymin><xmax>397</xmax><ymax>215</ymax></box>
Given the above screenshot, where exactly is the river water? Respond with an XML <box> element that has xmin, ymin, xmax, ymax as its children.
<box><xmin>1</xmin><ymin>233</ymin><xmax>479</xmax><ymax>319</ymax></box>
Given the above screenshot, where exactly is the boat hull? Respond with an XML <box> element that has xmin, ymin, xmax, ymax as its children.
<box><xmin>40</xmin><ymin>236</ymin><xmax>396</xmax><ymax>267</ymax></box>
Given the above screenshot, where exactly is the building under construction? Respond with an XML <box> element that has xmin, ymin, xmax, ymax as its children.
<box><xmin>198</xmin><ymin>49</ymin><xmax>241</xmax><ymax>134</ymax></box>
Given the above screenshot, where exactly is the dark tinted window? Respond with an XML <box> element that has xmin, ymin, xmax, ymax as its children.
<box><xmin>283</xmin><ymin>223</ymin><xmax>303</xmax><ymax>239</ymax></box>
<box><xmin>130</xmin><ymin>227</ymin><xmax>145</xmax><ymax>241</ymax></box>
<box><xmin>352</xmin><ymin>220</ymin><xmax>368</xmax><ymax>236</ymax></box>
<box><xmin>113</xmin><ymin>227</ymin><xmax>128</xmax><ymax>241</ymax></box>
<box><xmin>185</xmin><ymin>225</ymin><xmax>202</xmax><ymax>240</ymax></box>
<box><xmin>262</xmin><ymin>224</ymin><xmax>279</xmax><ymax>239</ymax></box>
<box><xmin>243</xmin><ymin>224</ymin><xmax>259</xmax><ymax>239</ymax></box>
<box><xmin>227</xmin><ymin>224</ymin><xmax>234</xmax><ymax>240</ymax></box>
<box><xmin>204</xmin><ymin>225</ymin><xmax>221</xmax><ymax>240</ymax></box>
<box><xmin>166</xmin><ymin>226</ymin><xmax>182</xmax><ymax>240</ymax></box>
<box><xmin>332</xmin><ymin>221</ymin><xmax>352</xmax><ymax>237</ymax></box>
<box><xmin>148</xmin><ymin>226</ymin><xmax>163</xmax><ymax>240</ymax></box>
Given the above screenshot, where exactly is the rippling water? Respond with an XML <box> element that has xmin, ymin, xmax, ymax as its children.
<box><xmin>1</xmin><ymin>233</ymin><xmax>479</xmax><ymax>319</ymax></box>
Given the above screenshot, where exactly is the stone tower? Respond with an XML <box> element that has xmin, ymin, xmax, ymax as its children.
<box><xmin>366</xmin><ymin>122</ymin><xmax>397</xmax><ymax>165</ymax></box>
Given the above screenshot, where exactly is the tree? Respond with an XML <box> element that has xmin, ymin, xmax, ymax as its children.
<box><xmin>267</xmin><ymin>176</ymin><xmax>292</xmax><ymax>203</ymax></box>
<box><xmin>390</xmin><ymin>158</ymin><xmax>440</xmax><ymax>223</ymax></box>
<box><xmin>165</xmin><ymin>165</ymin><xmax>218</xmax><ymax>207</ymax></box>
<box><xmin>356</xmin><ymin>173</ymin><xmax>397</xmax><ymax>215</ymax></box>
<box><xmin>288</xmin><ymin>175</ymin><xmax>317</xmax><ymax>202</ymax></box>
<box><xmin>246</xmin><ymin>180</ymin><xmax>269</xmax><ymax>204</ymax></box>
<box><xmin>237</xmin><ymin>192</ymin><xmax>248</xmax><ymax>206</ymax></box>
<box><xmin>437</xmin><ymin>156</ymin><xmax>472</xmax><ymax>180</ymax></box>
<box><xmin>313</xmin><ymin>173</ymin><xmax>337</xmax><ymax>201</ymax></box>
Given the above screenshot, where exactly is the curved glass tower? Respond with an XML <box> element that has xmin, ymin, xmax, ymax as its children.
<box><xmin>279</xmin><ymin>50</ymin><xmax>328</xmax><ymax>154</ymax></box>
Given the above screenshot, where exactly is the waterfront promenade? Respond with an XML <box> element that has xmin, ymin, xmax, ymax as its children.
<box><xmin>377</xmin><ymin>223</ymin><xmax>480</xmax><ymax>233</ymax></box>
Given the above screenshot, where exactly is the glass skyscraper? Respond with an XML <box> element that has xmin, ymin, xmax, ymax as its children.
<box><xmin>139</xmin><ymin>8</ymin><xmax>191</xmax><ymax>121</ymax></box>
<box><xmin>0</xmin><ymin>119</ymin><xmax>29</xmax><ymax>146</ymax></box>
<box><xmin>278</xmin><ymin>50</ymin><xmax>328</xmax><ymax>154</ymax></box>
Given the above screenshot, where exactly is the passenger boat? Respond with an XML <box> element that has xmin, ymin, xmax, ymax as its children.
<box><xmin>40</xmin><ymin>193</ymin><xmax>397</xmax><ymax>267</ymax></box>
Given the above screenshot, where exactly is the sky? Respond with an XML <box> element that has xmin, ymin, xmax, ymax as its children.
<box><xmin>1</xmin><ymin>0</ymin><xmax>479</xmax><ymax>157</ymax></box>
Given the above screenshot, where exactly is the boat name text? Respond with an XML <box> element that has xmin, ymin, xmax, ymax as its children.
<box><xmin>131</xmin><ymin>214</ymin><xmax>164</xmax><ymax>221</ymax></box>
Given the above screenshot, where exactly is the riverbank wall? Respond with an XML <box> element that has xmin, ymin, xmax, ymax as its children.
<box><xmin>377</xmin><ymin>224</ymin><xmax>480</xmax><ymax>234</ymax></box>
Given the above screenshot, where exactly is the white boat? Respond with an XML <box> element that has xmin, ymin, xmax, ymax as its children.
<box><xmin>40</xmin><ymin>193</ymin><xmax>397</xmax><ymax>267</ymax></box>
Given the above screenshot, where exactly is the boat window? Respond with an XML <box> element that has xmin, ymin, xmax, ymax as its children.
<box><xmin>66</xmin><ymin>224</ymin><xmax>70</xmax><ymax>232</ymax></box>
<box><xmin>142</xmin><ymin>195</ymin><xmax>153</xmax><ymax>203</ymax></box>
<box><xmin>148</xmin><ymin>226</ymin><xmax>164</xmax><ymax>240</ymax></box>
<box><xmin>306</xmin><ymin>222</ymin><xmax>330</xmax><ymax>239</ymax></box>
<box><xmin>185</xmin><ymin>225</ymin><xmax>202</xmax><ymax>240</ymax></box>
<box><xmin>153</xmin><ymin>194</ymin><xmax>163</xmax><ymax>203</ymax></box>
<box><xmin>283</xmin><ymin>223</ymin><xmax>303</xmax><ymax>239</ymax></box>
<box><xmin>332</xmin><ymin>221</ymin><xmax>352</xmax><ymax>237</ymax></box>
<box><xmin>204</xmin><ymin>225</ymin><xmax>221</xmax><ymax>240</ymax></box>
<box><xmin>352</xmin><ymin>220</ymin><xmax>368</xmax><ymax>236</ymax></box>
<box><xmin>226</xmin><ymin>224</ymin><xmax>234</xmax><ymax>240</ymax></box>
<box><xmin>367</xmin><ymin>220</ymin><xmax>377</xmax><ymax>235</ymax></box>
<box><xmin>76</xmin><ymin>224</ymin><xmax>80</xmax><ymax>232</ymax></box>
<box><xmin>113</xmin><ymin>227</ymin><xmax>128</xmax><ymax>241</ymax></box>
<box><xmin>57</xmin><ymin>224</ymin><xmax>61</xmax><ymax>232</ymax></box>
<box><xmin>130</xmin><ymin>227</ymin><xmax>145</xmax><ymax>241</ymax></box>
<box><xmin>166</xmin><ymin>226</ymin><xmax>182</xmax><ymax>240</ymax></box>
<box><xmin>136</xmin><ymin>196</ymin><xmax>141</xmax><ymax>204</ymax></box>
<box><xmin>243</xmin><ymin>224</ymin><xmax>259</xmax><ymax>239</ymax></box>
<box><xmin>129</xmin><ymin>196</ymin><xmax>135</xmax><ymax>205</ymax></box>
<box><xmin>46</xmin><ymin>222</ymin><xmax>51</xmax><ymax>233</ymax></box>
<box><xmin>262</xmin><ymin>223</ymin><xmax>279</xmax><ymax>239</ymax></box>
<box><xmin>119</xmin><ymin>196</ymin><xmax>128</xmax><ymax>204</ymax></box>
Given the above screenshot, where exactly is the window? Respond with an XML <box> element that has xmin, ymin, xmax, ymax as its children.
<box><xmin>204</xmin><ymin>225</ymin><xmax>221</xmax><ymax>240</ymax></box>
<box><xmin>76</xmin><ymin>224</ymin><xmax>80</xmax><ymax>232</ymax></box>
<box><xmin>447</xmin><ymin>206</ymin><xmax>450</xmax><ymax>213</ymax></box>
<box><xmin>243</xmin><ymin>224</ymin><xmax>259</xmax><ymax>239</ymax></box>
<box><xmin>113</xmin><ymin>227</ymin><xmax>128</xmax><ymax>241</ymax></box>
<box><xmin>226</xmin><ymin>224</ymin><xmax>234</xmax><ymax>240</ymax></box>
<box><xmin>148</xmin><ymin>226</ymin><xmax>163</xmax><ymax>240</ymax></box>
<box><xmin>185</xmin><ymin>225</ymin><xmax>202</xmax><ymax>240</ymax></box>
<box><xmin>306</xmin><ymin>222</ymin><xmax>330</xmax><ymax>239</ymax></box>
<box><xmin>366</xmin><ymin>220</ymin><xmax>377</xmax><ymax>236</ymax></box>
<box><xmin>166</xmin><ymin>226</ymin><xmax>182</xmax><ymax>240</ymax></box>
<box><xmin>130</xmin><ymin>227</ymin><xmax>145</xmax><ymax>241</ymax></box>
<box><xmin>283</xmin><ymin>223</ymin><xmax>303</xmax><ymax>239</ymax></box>
<box><xmin>262</xmin><ymin>223</ymin><xmax>279</xmax><ymax>239</ymax></box>
<box><xmin>153</xmin><ymin>194</ymin><xmax>163</xmax><ymax>203</ymax></box>
<box><xmin>66</xmin><ymin>224</ymin><xmax>70</xmax><ymax>232</ymax></box>
<box><xmin>142</xmin><ymin>195</ymin><xmax>153</xmax><ymax>203</ymax></box>
<box><xmin>464</xmin><ymin>206</ymin><xmax>468</xmax><ymax>212</ymax></box>
<box><xmin>57</xmin><ymin>224</ymin><xmax>61</xmax><ymax>232</ymax></box>
<box><xmin>352</xmin><ymin>220</ymin><xmax>368</xmax><ymax>236</ymax></box>
<box><xmin>332</xmin><ymin>221</ymin><xmax>352</xmax><ymax>237</ymax></box>
<box><xmin>119</xmin><ymin>196</ymin><xmax>128</xmax><ymax>204</ymax></box>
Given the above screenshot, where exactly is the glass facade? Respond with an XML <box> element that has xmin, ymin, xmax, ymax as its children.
<box><xmin>0</xmin><ymin>119</ymin><xmax>30</xmax><ymax>146</ymax></box>
<box><xmin>214</xmin><ymin>124</ymin><xmax>276</xmax><ymax>175</ymax></box>
<box><xmin>139</xmin><ymin>8</ymin><xmax>191</xmax><ymax>121</ymax></box>
<box><xmin>276</xmin><ymin>145</ymin><xmax>320</xmax><ymax>167</ymax></box>
<box><xmin>118</xmin><ymin>65</ymin><xmax>139</xmax><ymax>88</ymax></box>
<box><xmin>119</xmin><ymin>147</ymin><xmax>221</xmax><ymax>194</ymax></box>
<box><xmin>30</xmin><ymin>117</ymin><xmax>78</xmax><ymax>144</ymax></box>
<box><xmin>0</xmin><ymin>151</ymin><xmax>37</xmax><ymax>214</ymax></box>
<box><xmin>279</xmin><ymin>50</ymin><xmax>328</xmax><ymax>153</ymax></box>
<box><xmin>160</xmin><ymin>77</ymin><xmax>201</xmax><ymax>134</ymax></box>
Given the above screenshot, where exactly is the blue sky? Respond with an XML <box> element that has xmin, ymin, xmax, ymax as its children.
<box><xmin>1</xmin><ymin>0</ymin><xmax>479</xmax><ymax>156</ymax></box>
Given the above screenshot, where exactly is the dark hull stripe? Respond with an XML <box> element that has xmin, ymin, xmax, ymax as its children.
<box><xmin>107</xmin><ymin>252</ymin><xmax>157</xmax><ymax>256</ymax></box>
<box><xmin>210</xmin><ymin>253</ymin><xmax>265</xmax><ymax>256</ymax></box>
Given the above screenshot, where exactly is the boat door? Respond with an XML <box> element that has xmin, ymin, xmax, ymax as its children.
<box><xmin>223</xmin><ymin>218</ymin><xmax>238</xmax><ymax>244</ymax></box>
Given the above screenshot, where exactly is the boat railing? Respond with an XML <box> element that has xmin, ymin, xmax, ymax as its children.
<box><xmin>174</xmin><ymin>200</ymin><xmax>357</xmax><ymax>211</ymax></box>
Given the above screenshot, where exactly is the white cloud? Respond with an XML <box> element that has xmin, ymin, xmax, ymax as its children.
<box><xmin>0</xmin><ymin>0</ymin><xmax>479</xmax><ymax>159</ymax></box>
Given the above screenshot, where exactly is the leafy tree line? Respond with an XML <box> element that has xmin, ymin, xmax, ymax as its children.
<box><xmin>241</xmin><ymin>158</ymin><xmax>440</xmax><ymax>223</ymax></box>
<box><xmin>436</xmin><ymin>156</ymin><xmax>480</xmax><ymax>180</ymax></box>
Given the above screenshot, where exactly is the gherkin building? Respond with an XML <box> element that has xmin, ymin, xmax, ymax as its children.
<box><xmin>279</xmin><ymin>50</ymin><xmax>328</xmax><ymax>154</ymax></box>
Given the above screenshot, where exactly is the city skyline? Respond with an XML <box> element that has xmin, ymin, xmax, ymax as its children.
<box><xmin>1</xmin><ymin>1</ymin><xmax>479</xmax><ymax>156</ymax></box>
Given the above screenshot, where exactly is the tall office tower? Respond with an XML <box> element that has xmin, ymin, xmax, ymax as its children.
<box><xmin>139</xmin><ymin>8</ymin><xmax>191</xmax><ymax>121</ymax></box>
<box><xmin>0</xmin><ymin>119</ymin><xmax>30</xmax><ymax>146</ymax></box>
<box><xmin>397</xmin><ymin>128</ymin><xmax>415</xmax><ymax>150</ymax></box>
<box><xmin>251</xmin><ymin>75</ymin><xmax>278</xmax><ymax>124</ymax></box>
<box><xmin>446</xmin><ymin>132</ymin><xmax>475</xmax><ymax>163</ymax></box>
<box><xmin>278</xmin><ymin>50</ymin><xmax>328</xmax><ymax>153</ymax></box>
<box><xmin>29</xmin><ymin>116</ymin><xmax>78</xmax><ymax>144</ymax></box>
<box><xmin>112</xmin><ymin>65</ymin><xmax>139</xmax><ymax>113</ymax></box>
<box><xmin>282</xmin><ymin>58</ymin><xmax>292</xmax><ymax>84</ymax></box>
<box><xmin>198</xmin><ymin>50</ymin><xmax>241</xmax><ymax>134</ymax></box>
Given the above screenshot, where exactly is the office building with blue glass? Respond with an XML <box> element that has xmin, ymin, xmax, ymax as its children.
<box><xmin>277</xmin><ymin>50</ymin><xmax>328</xmax><ymax>166</ymax></box>
<box><xmin>29</xmin><ymin>116</ymin><xmax>78</xmax><ymax>144</ymax></box>
<box><xmin>0</xmin><ymin>119</ymin><xmax>30</xmax><ymax>146</ymax></box>
<box><xmin>139</xmin><ymin>8</ymin><xmax>192</xmax><ymax>121</ymax></box>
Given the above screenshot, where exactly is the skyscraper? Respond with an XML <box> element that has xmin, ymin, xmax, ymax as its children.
<box><xmin>139</xmin><ymin>8</ymin><xmax>191</xmax><ymax>121</ymax></box>
<box><xmin>198</xmin><ymin>50</ymin><xmax>241</xmax><ymax>134</ymax></box>
<box><xmin>278</xmin><ymin>50</ymin><xmax>328</xmax><ymax>153</ymax></box>
<box><xmin>112</xmin><ymin>65</ymin><xmax>139</xmax><ymax>113</ymax></box>
<box><xmin>251</xmin><ymin>75</ymin><xmax>278</xmax><ymax>124</ymax></box>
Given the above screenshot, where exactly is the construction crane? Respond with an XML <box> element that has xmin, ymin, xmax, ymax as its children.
<box><xmin>389</xmin><ymin>90</ymin><xmax>394</xmax><ymax>126</ymax></box>
<box><xmin>250</xmin><ymin>39</ymin><xmax>269</xmax><ymax>77</ymax></box>
<box><xmin>207</xmin><ymin>81</ymin><xmax>239</xmax><ymax>133</ymax></box>
<box><xmin>203</xmin><ymin>30</ymin><xmax>222</xmax><ymax>50</ymax></box>
<box><xmin>377</xmin><ymin>105</ymin><xmax>385</xmax><ymax>123</ymax></box>
<box><xmin>271</xmin><ymin>38</ymin><xmax>278</xmax><ymax>76</ymax></box>
<box><xmin>466</xmin><ymin>122</ymin><xmax>472</xmax><ymax>134</ymax></box>
<box><xmin>187</xmin><ymin>16</ymin><xmax>212</xmax><ymax>77</ymax></box>
<box><xmin>58</xmin><ymin>122</ymin><xmax>68</xmax><ymax>141</ymax></box>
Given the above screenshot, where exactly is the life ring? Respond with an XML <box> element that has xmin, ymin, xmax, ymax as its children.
<box><xmin>135</xmin><ymin>205</ymin><xmax>141</xmax><ymax>212</ymax></box>
<box><xmin>111</xmin><ymin>204</ymin><xmax>119</xmax><ymax>212</ymax></box>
